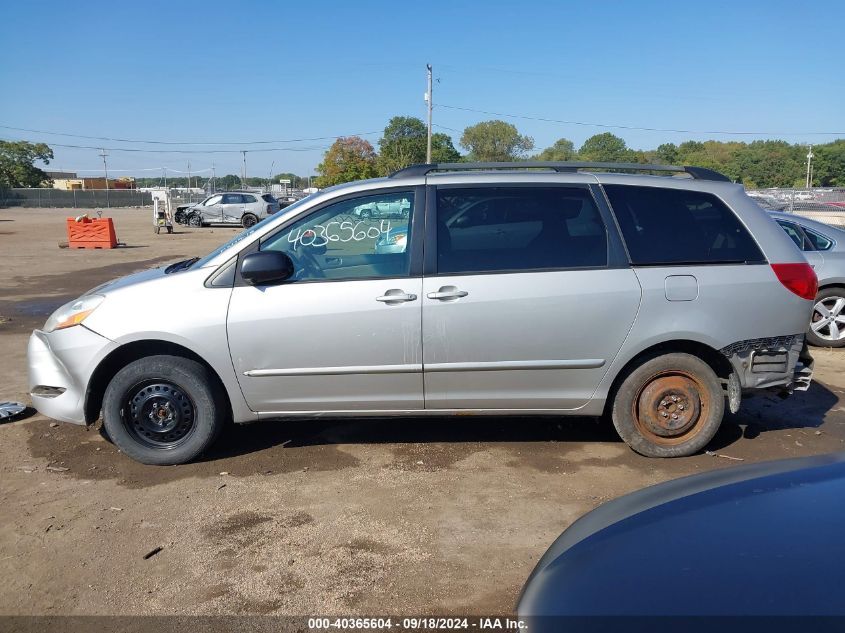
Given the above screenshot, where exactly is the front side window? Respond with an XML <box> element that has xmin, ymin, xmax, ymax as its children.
<box><xmin>260</xmin><ymin>191</ymin><xmax>414</xmax><ymax>282</ymax></box>
<box><xmin>436</xmin><ymin>187</ymin><xmax>608</xmax><ymax>274</ymax></box>
<box><xmin>604</xmin><ymin>185</ymin><xmax>765</xmax><ymax>265</ymax></box>
<box><xmin>204</xmin><ymin>194</ymin><xmax>223</xmax><ymax>206</ymax></box>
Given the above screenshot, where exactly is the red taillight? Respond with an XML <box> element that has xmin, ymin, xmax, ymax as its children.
<box><xmin>771</xmin><ymin>263</ymin><xmax>818</xmax><ymax>300</ymax></box>
<box><xmin>266</xmin><ymin>204</ymin><xmax>274</xmax><ymax>214</ymax></box>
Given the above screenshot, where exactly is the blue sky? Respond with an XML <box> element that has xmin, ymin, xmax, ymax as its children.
<box><xmin>1</xmin><ymin>0</ymin><xmax>843</xmax><ymax>179</ymax></box>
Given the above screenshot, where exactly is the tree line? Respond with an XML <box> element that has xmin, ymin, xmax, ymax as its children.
<box><xmin>3</xmin><ymin>125</ymin><xmax>844</xmax><ymax>192</ymax></box>
<box><xmin>315</xmin><ymin>117</ymin><xmax>845</xmax><ymax>190</ymax></box>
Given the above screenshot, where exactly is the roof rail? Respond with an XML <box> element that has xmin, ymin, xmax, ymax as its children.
<box><xmin>388</xmin><ymin>161</ymin><xmax>731</xmax><ymax>182</ymax></box>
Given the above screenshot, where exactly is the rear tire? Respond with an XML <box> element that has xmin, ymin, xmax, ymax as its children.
<box><xmin>611</xmin><ymin>353</ymin><xmax>724</xmax><ymax>458</ymax></box>
<box><xmin>807</xmin><ymin>287</ymin><xmax>845</xmax><ymax>348</ymax></box>
<box><xmin>102</xmin><ymin>355</ymin><xmax>226</xmax><ymax>465</ymax></box>
<box><xmin>242</xmin><ymin>213</ymin><xmax>258</xmax><ymax>228</ymax></box>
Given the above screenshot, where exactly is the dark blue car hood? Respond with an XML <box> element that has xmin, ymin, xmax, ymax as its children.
<box><xmin>518</xmin><ymin>452</ymin><xmax>845</xmax><ymax>618</ymax></box>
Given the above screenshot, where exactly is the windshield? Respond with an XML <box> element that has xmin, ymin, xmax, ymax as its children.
<box><xmin>191</xmin><ymin>195</ymin><xmax>313</xmax><ymax>268</ymax></box>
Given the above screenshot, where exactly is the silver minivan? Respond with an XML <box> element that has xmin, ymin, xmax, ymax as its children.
<box><xmin>28</xmin><ymin>162</ymin><xmax>817</xmax><ymax>465</ymax></box>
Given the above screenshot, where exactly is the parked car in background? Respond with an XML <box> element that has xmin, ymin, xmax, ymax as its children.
<box><xmin>770</xmin><ymin>211</ymin><xmax>845</xmax><ymax>347</ymax></box>
<box><xmin>746</xmin><ymin>190</ymin><xmax>789</xmax><ymax>211</ymax></box>
<box><xmin>518</xmin><ymin>453</ymin><xmax>845</xmax><ymax>626</ymax></box>
<box><xmin>351</xmin><ymin>198</ymin><xmax>411</xmax><ymax>219</ymax></box>
<box><xmin>176</xmin><ymin>192</ymin><xmax>279</xmax><ymax>228</ymax></box>
<box><xmin>28</xmin><ymin>162</ymin><xmax>817</xmax><ymax>465</ymax></box>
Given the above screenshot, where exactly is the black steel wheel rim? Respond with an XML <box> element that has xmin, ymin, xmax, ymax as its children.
<box><xmin>121</xmin><ymin>381</ymin><xmax>196</xmax><ymax>449</ymax></box>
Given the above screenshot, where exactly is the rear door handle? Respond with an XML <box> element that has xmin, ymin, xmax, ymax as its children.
<box><xmin>427</xmin><ymin>286</ymin><xmax>468</xmax><ymax>300</ymax></box>
<box><xmin>376</xmin><ymin>290</ymin><xmax>417</xmax><ymax>304</ymax></box>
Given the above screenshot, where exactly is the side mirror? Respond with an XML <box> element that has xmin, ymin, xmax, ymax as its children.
<box><xmin>241</xmin><ymin>251</ymin><xmax>294</xmax><ymax>285</ymax></box>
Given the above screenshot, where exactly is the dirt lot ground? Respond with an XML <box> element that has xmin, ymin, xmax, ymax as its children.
<box><xmin>2</xmin><ymin>207</ymin><xmax>845</xmax><ymax>616</ymax></box>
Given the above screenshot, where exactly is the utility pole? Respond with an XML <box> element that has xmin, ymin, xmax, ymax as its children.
<box><xmin>806</xmin><ymin>145</ymin><xmax>814</xmax><ymax>189</ymax></box>
<box><xmin>241</xmin><ymin>150</ymin><xmax>247</xmax><ymax>187</ymax></box>
<box><xmin>211</xmin><ymin>162</ymin><xmax>216</xmax><ymax>193</ymax></box>
<box><xmin>187</xmin><ymin>160</ymin><xmax>192</xmax><ymax>202</ymax></box>
<box><xmin>425</xmin><ymin>64</ymin><xmax>433</xmax><ymax>164</ymax></box>
<box><xmin>99</xmin><ymin>148</ymin><xmax>110</xmax><ymax>209</ymax></box>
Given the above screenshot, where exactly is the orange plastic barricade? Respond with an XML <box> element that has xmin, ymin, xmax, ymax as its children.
<box><xmin>66</xmin><ymin>217</ymin><xmax>118</xmax><ymax>249</ymax></box>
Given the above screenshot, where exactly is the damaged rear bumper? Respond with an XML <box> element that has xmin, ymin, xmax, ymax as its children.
<box><xmin>721</xmin><ymin>334</ymin><xmax>813</xmax><ymax>396</ymax></box>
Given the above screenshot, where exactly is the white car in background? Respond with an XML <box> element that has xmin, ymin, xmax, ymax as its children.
<box><xmin>178</xmin><ymin>192</ymin><xmax>280</xmax><ymax>228</ymax></box>
<box><xmin>351</xmin><ymin>198</ymin><xmax>411</xmax><ymax>219</ymax></box>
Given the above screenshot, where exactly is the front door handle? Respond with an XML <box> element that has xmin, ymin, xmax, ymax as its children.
<box><xmin>427</xmin><ymin>286</ymin><xmax>468</xmax><ymax>301</ymax></box>
<box><xmin>376</xmin><ymin>289</ymin><xmax>417</xmax><ymax>304</ymax></box>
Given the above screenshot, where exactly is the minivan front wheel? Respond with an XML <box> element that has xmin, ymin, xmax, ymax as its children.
<box><xmin>612</xmin><ymin>353</ymin><xmax>724</xmax><ymax>458</ymax></box>
<box><xmin>102</xmin><ymin>355</ymin><xmax>225</xmax><ymax>465</ymax></box>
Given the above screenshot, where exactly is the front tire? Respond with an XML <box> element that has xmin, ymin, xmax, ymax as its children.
<box><xmin>611</xmin><ymin>353</ymin><xmax>724</xmax><ymax>458</ymax></box>
<box><xmin>807</xmin><ymin>287</ymin><xmax>845</xmax><ymax>348</ymax></box>
<box><xmin>102</xmin><ymin>355</ymin><xmax>226</xmax><ymax>465</ymax></box>
<box><xmin>188</xmin><ymin>214</ymin><xmax>202</xmax><ymax>227</ymax></box>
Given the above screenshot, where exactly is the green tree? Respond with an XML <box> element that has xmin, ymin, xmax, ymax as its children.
<box><xmin>813</xmin><ymin>140</ymin><xmax>845</xmax><ymax>186</ymax></box>
<box><xmin>316</xmin><ymin>136</ymin><xmax>377</xmax><ymax>187</ymax></box>
<box><xmin>431</xmin><ymin>132</ymin><xmax>461</xmax><ymax>162</ymax></box>
<box><xmin>377</xmin><ymin>116</ymin><xmax>427</xmax><ymax>175</ymax></box>
<box><xmin>218</xmin><ymin>174</ymin><xmax>241</xmax><ymax>190</ymax></box>
<box><xmin>578</xmin><ymin>133</ymin><xmax>628</xmax><ymax>162</ymax></box>
<box><xmin>460</xmin><ymin>120</ymin><xmax>534</xmax><ymax>161</ymax></box>
<box><xmin>271</xmin><ymin>172</ymin><xmax>305</xmax><ymax>188</ymax></box>
<box><xmin>534</xmin><ymin>138</ymin><xmax>576</xmax><ymax>161</ymax></box>
<box><xmin>0</xmin><ymin>141</ymin><xmax>53</xmax><ymax>188</ymax></box>
<box><xmin>654</xmin><ymin>143</ymin><xmax>679</xmax><ymax>164</ymax></box>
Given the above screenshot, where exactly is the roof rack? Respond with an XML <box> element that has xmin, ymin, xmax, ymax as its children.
<box><xmin>388</xmin><ymin>161</ymin><xmax>731</xmax><ymax>182</ymax></box>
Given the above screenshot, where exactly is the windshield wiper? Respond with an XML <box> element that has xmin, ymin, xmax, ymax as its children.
<box><xmin>164</xmin><ymin>257</ymin><xmax>200</xmax><ymax>274</ymax></box>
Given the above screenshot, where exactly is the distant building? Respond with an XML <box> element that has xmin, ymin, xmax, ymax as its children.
<box><xmin>51</xmin><ymin>176</ymin><xmax>136</xmax><ymax>190</ymax></box>
<box><xmin>44</xmin><ymin>170</ymin><xmax>77</xmax><ymax>180</ymax></box>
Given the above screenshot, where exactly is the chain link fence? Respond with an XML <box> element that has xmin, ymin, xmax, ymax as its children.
<box><xmin>0</xmin><ymin>188</ymin><xmax>152</xmax><ymax>208</ymax></box>
<box><xmin>747</xmin><ymin>187</ymin><xmax>845</xmax><ymax>228</ymax></box>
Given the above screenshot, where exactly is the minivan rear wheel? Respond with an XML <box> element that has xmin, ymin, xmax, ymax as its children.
<box><xmin>612</xmin><ymin>353</ymin><xmax>724</xmax><ymax>458</ymax></box>
<box><xmin>102</xmin><ymin>355</ymin><xmax>225</xmax><ymax>465</ymax></box>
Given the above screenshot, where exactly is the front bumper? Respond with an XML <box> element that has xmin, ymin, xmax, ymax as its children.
<box><xmin>27</xmin><ymin>326</ymin><xmax>114</xmax><ymax>425</ymax></box>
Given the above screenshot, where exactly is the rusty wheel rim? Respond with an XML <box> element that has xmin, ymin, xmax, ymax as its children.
<box><xmin>632</xmin><ymin>370</ymin><xmax>710</xmax><ymax>446</ymax></box>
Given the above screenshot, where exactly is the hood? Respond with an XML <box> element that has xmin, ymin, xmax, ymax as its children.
<box><xmin>85</xmin><ymin>261</ymin><xmax>191</xmax><ymax>296</ymax></box>
<box><xmin>519</xmin><ymin>452</ymin><xmax>845</xmax><ymax>617</ymax></box>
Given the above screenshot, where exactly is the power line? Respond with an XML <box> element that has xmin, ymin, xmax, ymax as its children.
<box><xmin>436</xmin><ymin>103</ymin><xmax>845</xmax><ymax>137</ymax></box>
<box><xmin>0</xmin><ymin>124</ymin><xmax>382</xmax><ymax>145</ymax></box>
<box><xmin>0</xmin><ymin>138</ymin><xmax>330</xmax><ymax>154</ymax></box>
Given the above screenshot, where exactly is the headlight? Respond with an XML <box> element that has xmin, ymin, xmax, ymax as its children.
<box><xmin>44</xmin><ymin>295</ymin><xmax>105</xmax><ymax>333</ymax></box>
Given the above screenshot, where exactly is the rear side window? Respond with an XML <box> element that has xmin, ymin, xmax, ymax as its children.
<box><xmin>803</xmin><ymin>227</ymin><xmax>835</xmax><ymax>251</ymax></box>
<box><xmin>436</xmin><ymin>187</ymin><xmax>607</xmax><ymax>274</ymax></box>
<box><xmin>242</xmin><ymin>194</ymin><xmax>257</xmax><ymax>203</ymax></box>
<box><xmin>776</xmin><ymin>219</ymin><xmax>811</xmax><ymax>251</ymax></box>
<box><xmin>604</xmin><ymin>185</ymin><xmax>765</xmax><ymax>265</ymax></box>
